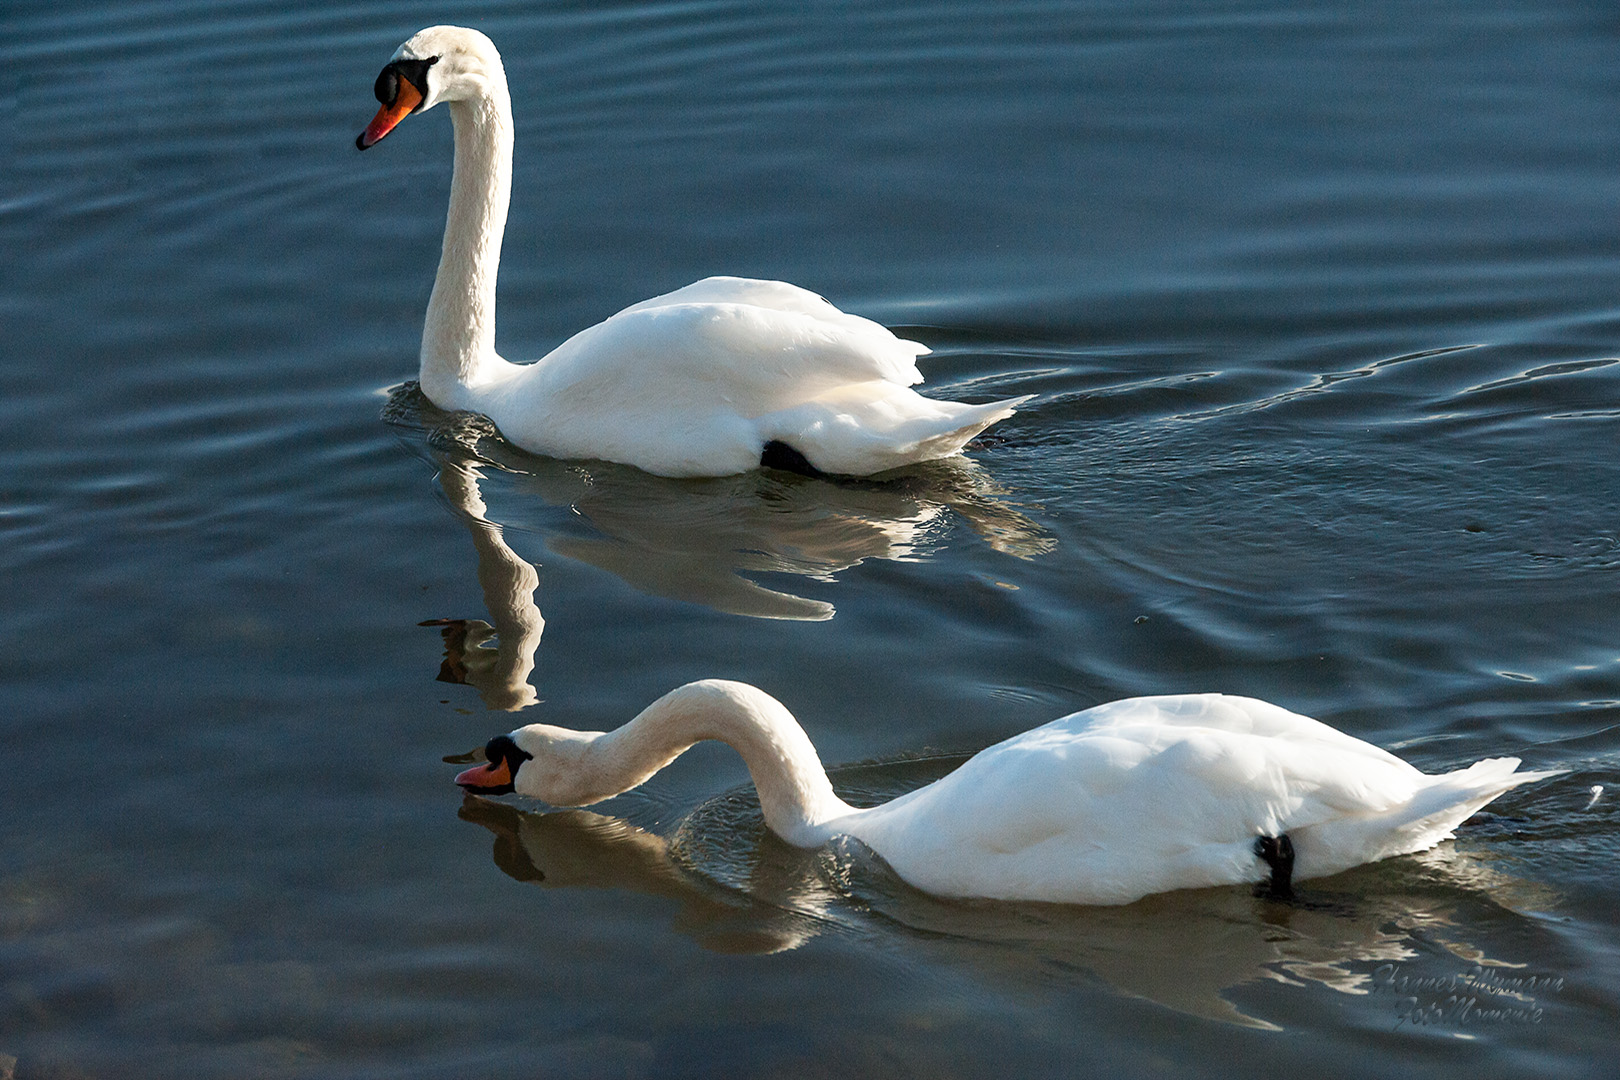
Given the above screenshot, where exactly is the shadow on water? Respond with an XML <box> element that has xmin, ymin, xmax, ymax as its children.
<box><xmin>385</xmin><ymin>381</ymin><xmax>1052</xmax><ymax>706</ymax></box>
<box><xmin>459</xmin><ymin>755</ymin><xmax>1571</xmax><ymax>1032</ymax></box>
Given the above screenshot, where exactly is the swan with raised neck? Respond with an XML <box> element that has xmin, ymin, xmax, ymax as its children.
<box><xmin>359</xmin><ymin>25</ymin><xmax>512</xmax><ymax>401</ymax></box>
<box><xmin>358</xmin><ymin>26</ymin><xmax>1031</xmax><ymax>478</ymax></box>
<box><xmin>455</xmin><ymin>679</ymin><xmax>1560</xmax><ymax>905</ymax></box>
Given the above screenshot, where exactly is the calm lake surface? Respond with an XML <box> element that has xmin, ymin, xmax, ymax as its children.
<box><xmin>6</xmin><ymin>0</ymin><xmax>1620</xmax><ymax>1076</ymax></box>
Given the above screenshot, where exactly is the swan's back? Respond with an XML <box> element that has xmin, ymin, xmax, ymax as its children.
<box><xmin>845</xmin><ymin>694</ymin><xmax>1552</xmax><ymax>904</ymax></box>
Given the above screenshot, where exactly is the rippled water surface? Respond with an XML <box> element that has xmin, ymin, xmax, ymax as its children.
<box><xmin>6</xmin><ymin>1</ymin><xmax>1620</xmax><ymax>1076</ymax></box>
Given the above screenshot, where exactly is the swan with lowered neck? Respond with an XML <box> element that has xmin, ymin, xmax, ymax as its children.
<box><xmin>357</xmin><ymin>26</ymin><xmax>1029</xmax><ymax>478</ymax></box>
<box><xmin>455</xmin><ymin>679</ymin><xmax>1559</xmax><ymax>905</ymax></box>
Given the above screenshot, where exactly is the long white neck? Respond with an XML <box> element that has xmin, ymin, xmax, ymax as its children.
<box><xmin>420</xmin><ymin>84</ymin><xmax>516</xmax><ymax>404</ymax></box>
<box><xmin>536</xmin><ymin>681</ymin><xmax>860</xmax><ymax>847</ymax></box>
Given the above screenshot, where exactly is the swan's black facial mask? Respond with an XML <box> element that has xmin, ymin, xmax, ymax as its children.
<box><xmin>356</xmin><ymin>56</ymin><xmax>439</xmax><ymax>150</ymax></box>
<box><xmin>454</xmin><ymin>734</ymin><xmax>534</xmax><ymax>796</ymax></box>
<box><xmin>374</xmin><ymin>58</ymin><xmax>438</xmax><ymax>108</ymax></box>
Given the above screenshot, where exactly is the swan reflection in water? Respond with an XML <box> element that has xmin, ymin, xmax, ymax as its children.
<box><xmin>457</xmin><ymin>795</ymin><xmax>831</xmax><ymax>955</ymax></box>
<box><xmin>458</xmin><ymin>762</ymin><xmax>1564</xmax><ymax>1030</ymax></box>
<box><xmin>389</xmin><ymin>382</ymin><xmax>1051</xmax><ymax>707</ymax></box>
<box><xmin>419</xmin><ymin>447</ymin><xmax>545</xmax><ymax>710</ymax></box>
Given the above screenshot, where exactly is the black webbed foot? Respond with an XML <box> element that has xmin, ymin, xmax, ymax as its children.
<box><xmin>760</xmin><ymin>440</ymin><xmax>822</xmax><ymax>476</ymax></box>
<box><xmin>1253</xmin><ymin>833</ymin><xmax>1296</xmax><ymax>901</ymax></box>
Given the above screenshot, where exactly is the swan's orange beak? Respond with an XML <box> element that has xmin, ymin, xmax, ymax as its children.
<box><xmin>356</xmin><ymin>77</ymin><xmax>423</xmax><ymax>150</ymax></box>
<box><xmin>456</xmin><ymin>758</ymin><xmax>514</xmax><ymax>793</ymax></box>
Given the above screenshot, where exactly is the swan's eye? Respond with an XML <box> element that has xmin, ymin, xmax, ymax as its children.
<box><xmin>374</xmin><ymin>68</ymin><xmax>398</xmax><ymax>105</ymax></box>
<box><xmin>393</xmin><ymin>57</ymin><xmax>439</xmax><ymax>107</ymax></box>
<box><xmin>484</xmin><ymin>733</ymin><xmax>534</xmax><ymax>771</ymax></box>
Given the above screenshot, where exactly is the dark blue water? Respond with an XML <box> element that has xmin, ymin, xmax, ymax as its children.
<box><xmin>5</xmin><ymin>1</ymin><xmax>1619</xmax><ymax>1076</ymax></box>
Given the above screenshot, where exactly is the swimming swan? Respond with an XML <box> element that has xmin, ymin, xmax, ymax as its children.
<box><xmin>455</xmin><ymin>679</ymin><xmax>1559</xmax><ymax>905</ymax></box>
<box><xmin>358</xmin><ymin>26</ymin><xmax>1029</xmax><ymax>478</ymax></box>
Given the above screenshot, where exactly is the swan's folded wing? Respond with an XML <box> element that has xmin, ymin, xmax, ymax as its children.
<box><xmin>606</xmin><ymin>276</ymin><xmax>927</xmax><ymax>384</ymax></box>
<box><xmin>1066</xmin><ymin>695</ymin><xmax>1420</xmax><ymax>774</ymax></box>
<box><xmin>848</xmin><ymin>732</ymin><xmax>1272</xmax><ymax>903</ymax></box>
<box><xmin>616</xmin><ymin>276</ymin><xmax>841</xmax><ymax>317</ymax></box>
<box><xmin>616</xmin><ymin>276</ymin><xmax>925</xmax><ymax>357</ymax></box>
<box><xmin>538</xmin><ymin>301</ymin><xmax>929</xmax><ymax>418</ymax></box>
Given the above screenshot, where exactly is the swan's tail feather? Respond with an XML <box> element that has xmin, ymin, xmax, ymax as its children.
<box><xmin>908</xmin><ymin>394</ymin><xmax>1034</xmax><ymax>459</ymax></box>
<box><xmin>1401</xmin><ymin>758</ymin><xmax>1561</xmax><ymax>835</ymax></box>
<box><xmin>1297</xmin><ymin>758</ymin><xmax>1561</xmax><ymax>881</ymax></box>
<box><xmin>761</xmin><ymin>392</ymin><xmax>1033</xmax><ymax>475</ymax></box>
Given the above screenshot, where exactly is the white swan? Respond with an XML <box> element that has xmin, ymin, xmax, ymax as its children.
<box><xmin>357</xmin><ymin>26</ymin><xmax>1029</xmax><ymax>478</ymax></box>
<box><xmin>454</xmin><ymin>679</ymin><xmax>1559</xmax><ymax>905</ymax></box>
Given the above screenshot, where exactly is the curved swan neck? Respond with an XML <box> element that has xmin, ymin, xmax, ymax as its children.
<box><xmin>421</xmin><ymin>82</ymin><xmax>515</xmax><ymax>401</ymax></box>
<box><xmin>537</xmin><ymin>681</ymin><xmax>858</xmax><ymax>847</ymax></box>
